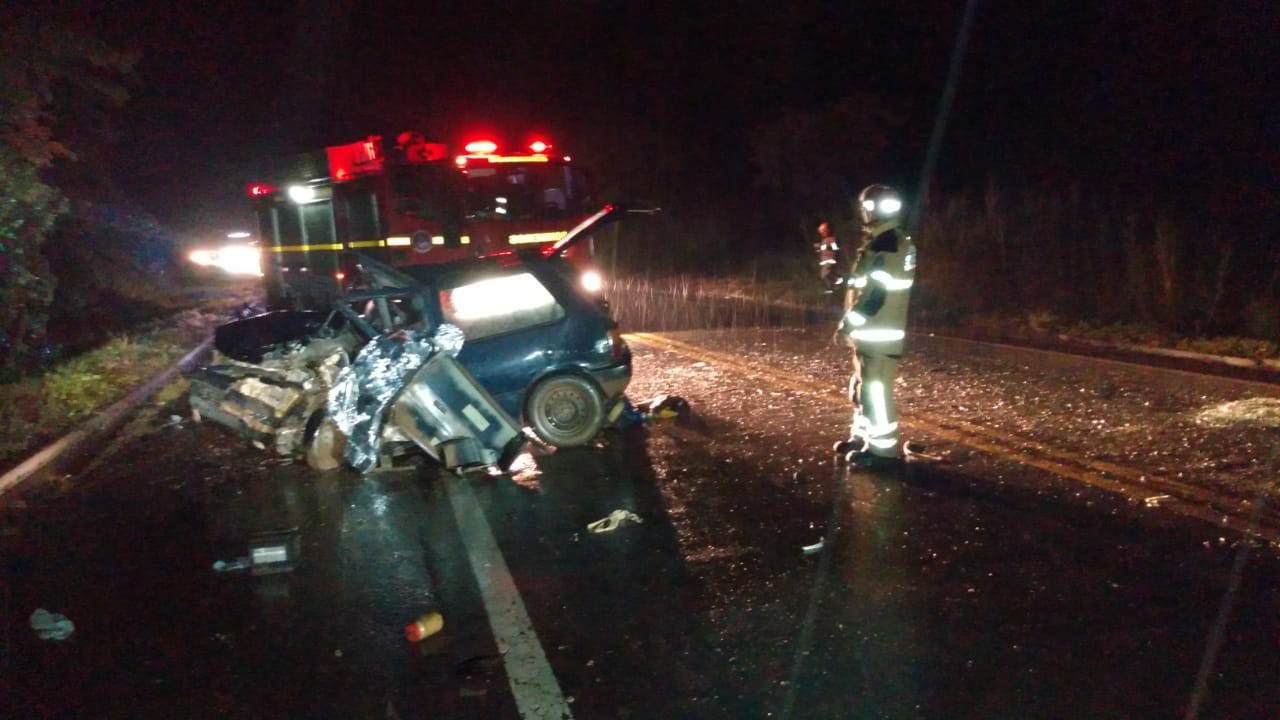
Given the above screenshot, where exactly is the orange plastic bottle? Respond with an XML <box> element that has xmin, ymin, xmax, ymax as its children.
<box><xmin>404</xmin><ymin>611</ymin><xmax>444</xmax><ymax>642</ymax></box>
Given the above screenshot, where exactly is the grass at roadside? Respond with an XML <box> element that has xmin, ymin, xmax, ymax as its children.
<box><xmin>0</xmin><ymin>285</ymin><xmax>257</xmax><ymax>475</ymax></box>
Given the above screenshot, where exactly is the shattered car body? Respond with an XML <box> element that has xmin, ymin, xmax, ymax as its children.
<box><xmin>188</xmin><ymin>318</ymin><xmax>348</xmax><ymax>458</ymax></box>
<box><xmin>325</xmin><ymin>327</ymin><xmax>524</xmax><ymax>472</ymax></box>
<box><xmin>188</xmin><ymin>205</ymin><xmax>645</xmax><ymax>471</ymax></box>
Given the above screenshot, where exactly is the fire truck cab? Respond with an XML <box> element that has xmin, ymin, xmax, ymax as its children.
<box><xmin>250</xmin><ymin>132</ymin><xmax>597</xmax><ymax>309</ymax></box>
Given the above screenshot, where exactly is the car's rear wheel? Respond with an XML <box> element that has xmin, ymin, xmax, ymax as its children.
<box><xmin>525</xmin><ymin>374</ymin><xmax>606</xmax><ymax>448</ymax></box>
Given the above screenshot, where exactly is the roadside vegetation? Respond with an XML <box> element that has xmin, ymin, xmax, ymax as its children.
<box><xmin>588</xmin><ymin>91</ymin><xmax>1277</xmax><ymax>362</ymax></box>
<box><xmin>607</xmin><ymin>269</ymin><xmax>1280</xmax><ymax>365</ymax></box>
<box><xmin>0</xmin><ymin>284</ymin><xmax>255</xmax><ymax>474</ymax></box>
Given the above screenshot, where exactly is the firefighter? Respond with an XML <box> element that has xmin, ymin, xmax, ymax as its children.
<box><xmin>833</xmin><ymin>184</ymin><xmax>917</xmax><ymax>466</ymax></box>
<box><xmin>814</xmin><ymin>222</ymin><xmax>844</xmax><ymax>294</ymax></box>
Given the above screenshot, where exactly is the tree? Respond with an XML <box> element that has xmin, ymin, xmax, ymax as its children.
<box><xmin>0</xmin><ymin>14</ymin><xmax>133</xmax><ymax>370</ymax></box>
<box><xmin>0</xmin><ymin>147</ymin><xmax>65</xmax><ymax>367</ymax></box>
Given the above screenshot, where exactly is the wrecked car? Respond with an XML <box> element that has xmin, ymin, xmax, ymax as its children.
<box><xmin>188</xmin><ymin>204</ymin><xmax>647</xmax><ymax>472</ymax></box>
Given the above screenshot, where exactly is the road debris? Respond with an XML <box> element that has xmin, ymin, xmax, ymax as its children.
<box><xmin>29</xmin><ymin>608</ymin><xmax>74</xmax><ymax>641</ymax></box>
<box><xmin>212</xmin><ymin>557</ymin><xmax>251</xmax><ymax>573</ymax></box>
<box><xmin>801</xmin><ymin>539</ymin><xmax>825</xmax><ymax>555</ymax></box>
<box><xmin>1144</xmin><ymin>494</ymin><xmax>1172</xmax><ymax>508</ymax></box>
<box><xmin>634</xmin><ymin>393</ymin><xmax>691</xmax><ymax>422</ymax></box>
<box><xmin>249</xmin><ymin>529</ymin><xmax>301</xmax><ymax>574</ymax></box>
<box><xmin>609</xmin><ymin>396</ymin><xmax>647</xmax><ymax>428</ymax></box>
<box><xmin>405</xmin><ymin>611</ymin><xmax>444</xmax><ymax>642</ymax></box>
<box><xmin>211</xmin><ymin>529</ymin><xmax>301</xmax><ymax>575</ymax></box>
<box><xmin>587</xmin><ymin>509</ymin><xmax>643</xmax><ymax>533</ymax></box>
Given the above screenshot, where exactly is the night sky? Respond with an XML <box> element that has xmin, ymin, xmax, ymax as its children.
<box><xmin>35</xmin><ymin>1</ymin><xmax>1280</xmax><ymax>246</ymax></box>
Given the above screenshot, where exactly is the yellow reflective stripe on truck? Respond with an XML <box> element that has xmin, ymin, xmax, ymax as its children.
<box><xmin>509</xmin><ymin>231</ymin><xmax>568</xmax><ymax>245</ymax></box>
<box><xmin>270</xmin><ymin>244</ymin><xmax>345</xmax><ymax>252</ymax></box>
<box><xmin>271</xmin><ymin>235</ymin><xmax>478</xmax><ymax>252</ymax></box>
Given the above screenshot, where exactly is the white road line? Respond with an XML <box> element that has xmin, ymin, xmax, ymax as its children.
<box><xmin>443</xmin><ymin>472</ymin><xmax>573</xmax><ymax>720</ymax></box>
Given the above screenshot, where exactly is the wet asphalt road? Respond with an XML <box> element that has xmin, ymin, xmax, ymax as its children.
<box><xmin>3</xmin><ymin>327</ymin><xmax>1279</xmax><ymax>719</ymax></box>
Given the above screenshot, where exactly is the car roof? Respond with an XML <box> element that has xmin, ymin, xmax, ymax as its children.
<box><xmin>398</xmin><ymin>250</ymin><xmax>550</xmax><ymax>285</ymax></box>
<box><xmin>344</xmin><ymin>249</ymin><xmax>564</xmax><ymax>293</ymax></box>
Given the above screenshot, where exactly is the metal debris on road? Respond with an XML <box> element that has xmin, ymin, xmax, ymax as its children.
<box><xmin>587</xmin><ymin>509</ymin><xmax>643</xmax><ymax>533</ymax></box>
<box><xmin>29</xmin><ymin>608</ymin><xmax>75</xmax><ymax>641</ymax></box>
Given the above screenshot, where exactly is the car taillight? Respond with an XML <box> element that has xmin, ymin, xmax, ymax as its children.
<box><xmin>580</xmin><ymin>269</ymin><xmax>603</xmax><ymax>293</ymax></box>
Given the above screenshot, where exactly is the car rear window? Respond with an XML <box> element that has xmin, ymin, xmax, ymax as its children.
<box><xmin>439</xmin><ymin>271</ymin><xmax>565</xmax><ymax>340</ymax></box>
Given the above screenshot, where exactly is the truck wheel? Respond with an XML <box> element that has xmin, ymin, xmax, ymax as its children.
<box><xmin>525</xmin><ymin>374</ymin><xmax>605</xmax><ymax>448</ymax></box>
<box><xmin>306</xmin><ymin>414</ymin><xmax>346</xmax><ymax>471</ymax></box>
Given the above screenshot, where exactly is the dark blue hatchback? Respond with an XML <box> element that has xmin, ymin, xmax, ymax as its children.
<box><xmin>210</xmin><ymin>205</ymin><xmax>642</xmax><ymax>452</ymax></box>
<box><xmin>396</xmin><ymin>251</ymin><xmax>631</xmax><ymax>447</ymax></box>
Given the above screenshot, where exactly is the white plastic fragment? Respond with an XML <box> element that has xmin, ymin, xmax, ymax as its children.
<box><xmin>802</xmin><ymin>539</ymin><xmax>825</xmax><ymax>555</ymax></box>
<box><xmin>1144</xmin><ymin>494</ymin><xmax>1171</xmax><ymax>507</ymax></box>
<box><xmin>30</xmin><ymin>608</ymin><xmax>75</xmax><ymax>641</ymax></box>
<box><xmin>212</xmin><ymin>558</ymin><xmax>251</xmax><ymax>573</ymax></box>
<box><xmin>587</xmin><ymin>509</ymin><xmax>642</xmax><ymax>534</ymax></box>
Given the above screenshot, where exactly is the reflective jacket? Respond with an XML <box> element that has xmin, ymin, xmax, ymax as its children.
<box><xmin>816</xmin><ymin>239</ymin><xmax>840</xmax><ymax>268</ymax></box>
<box><xmin>837</xmin><ymin>223</ymin><xmax>916</xmax><ymax>356</ymax></box>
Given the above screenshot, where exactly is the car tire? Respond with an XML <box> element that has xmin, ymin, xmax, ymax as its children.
<box><xmin>306</xmin><ymin>414</ymin><xmax>346</xmax><ymax>471</ymax></box>
<box><xmin>525</xmin><ymin>374</ymin><xmax>606</xmax><ymax>448</ymax></box>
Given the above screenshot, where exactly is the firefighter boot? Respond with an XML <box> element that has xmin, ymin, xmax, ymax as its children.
<box><xmin>846</xmin><ymin>450</ymin><xmax>906</xmax><ymax>471</ymax></box>
<box><xmin>833</xmin><ymin>434</ymin><xmax>868</xmax><ymax>461</ymax></box>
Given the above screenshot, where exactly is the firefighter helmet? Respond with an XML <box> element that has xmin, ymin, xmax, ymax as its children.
<box><xmin>858</xmin><ymin>185</ymin><xmax>903</xmax><ymax>226</ymax></box>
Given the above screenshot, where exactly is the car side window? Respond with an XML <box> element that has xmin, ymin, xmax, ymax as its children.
<box><xmin>438</xmin><ymin>272</ymin><xmax>565</xmax><ymax>340</ymax></box>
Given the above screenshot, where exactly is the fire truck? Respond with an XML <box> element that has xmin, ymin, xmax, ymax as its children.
<box><xmin>248</xmin><ymin>132</ymin><xmax>599</xmax><ymax>309</ymax></box>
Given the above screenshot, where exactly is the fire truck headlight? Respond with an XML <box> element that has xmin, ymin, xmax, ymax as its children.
<box><xmin>581</xmin><ymin>270</ymin><xmax>604</xmax><ymax>293</ymax></box>
<box><xmin>287</xmin><ymin>185</ymin><xmax>317</xmax><ymax>203</ymax></box>
<box><xmin>188</xmin><ymin>245</ymin><xmax>262</xmax><ymax>277</ymax></box>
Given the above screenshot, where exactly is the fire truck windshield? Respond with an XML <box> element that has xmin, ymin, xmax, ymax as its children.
<box><xmin>462</xmin><ymin>163</ymin><xmax>590</xmax><ymax>222</ymax></box>
<box><xmin>388</xmin><ymin>164</ymin><xmax>465</xmax><ymax>222</ymax></box>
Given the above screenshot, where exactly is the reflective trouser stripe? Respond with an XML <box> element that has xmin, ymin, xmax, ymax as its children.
<box><xmin>851</xmin><ymin>328</ymin><xmax>905</xmax><ymax>342</ymax></box>
<box><xmin>850</xmin><ymin>355</ymin><xmax>900</xmax><ymax>457</ymax></box>
<box><xmin>869</xmin><ymin>269</ymin><xmax>914</xmax><ymax>290</ymax></box>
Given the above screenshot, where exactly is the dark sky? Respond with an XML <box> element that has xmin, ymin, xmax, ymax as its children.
<box><xmin>57</xmin><ymin>0</ymin><xmax>1279</xmax><ymax>240</ymax></box>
